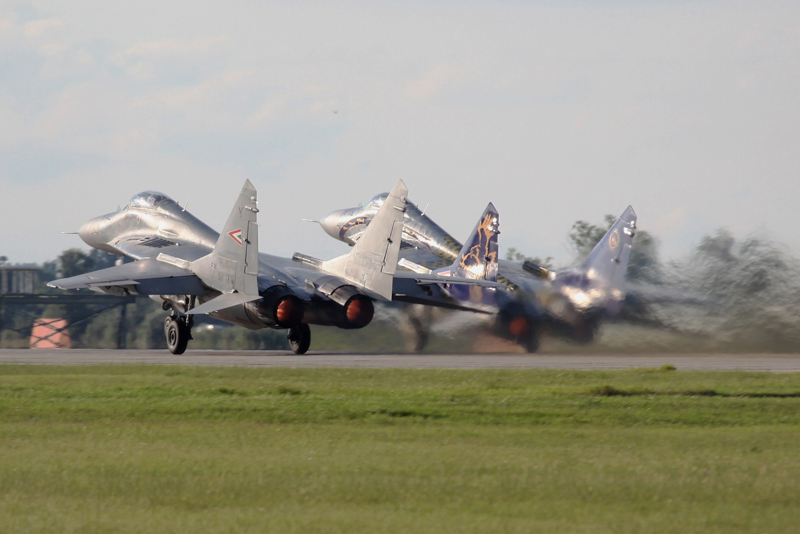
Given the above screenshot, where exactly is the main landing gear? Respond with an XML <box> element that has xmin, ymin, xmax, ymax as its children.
<box><xmin>287</xmin><ymin>323</ymin><xmax>311</xmax><ymax>355</ymax></box>
<box><xmin>165</xmin><ymin>315</ymin><xmax>193</xmax><ymax>355</ymax></box>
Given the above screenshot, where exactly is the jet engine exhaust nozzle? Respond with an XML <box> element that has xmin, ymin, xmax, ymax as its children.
<box><xmin>343</xmin><ymin>295</ymin><xmax>374</xmax><ymax>329</ymax></box>
<box><xmin>273</xmin><ymin>295</ymin><xmax>305</xmax><ymax>328</ymax></box>
<box><xmin>508</xmin><ymin>316</ymin><xmax>530</xmax><ymax>338</ymax></box>
<box><xmin>250</xmin><ymin>285</ymin><xmax>305</xmax><ymax>328</ymax></box>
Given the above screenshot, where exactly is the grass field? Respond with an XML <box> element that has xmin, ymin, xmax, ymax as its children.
<box><xmin>1</xmin><ymin>365</ymin><xmax>800</xmax><ymax>533</ymax></box>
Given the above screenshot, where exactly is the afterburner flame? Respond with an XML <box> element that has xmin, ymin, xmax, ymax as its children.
<box><xmin>509</xmin><ymin>316</ymin><xmax>529</xmax><ymax>338</ymax></box>
<box><xmin>345</xmin><ymin>297</ymin><xmax>375</xmax><ymax>328</ymax></box>
<box><xmin>276</xmin><ymin>297</ymin><xmax>303</xmax><ymax>327</ymax></box>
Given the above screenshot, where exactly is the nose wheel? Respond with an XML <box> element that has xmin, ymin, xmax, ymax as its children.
<box><xmin>287</xmin><ymin>323</ymin><xmax>311</xmax><ymax>355</ymax></box>
<box><xmin>165</xmin><ymin>315</ymin><xmax>192</xmax><ymax>355</ymax></box>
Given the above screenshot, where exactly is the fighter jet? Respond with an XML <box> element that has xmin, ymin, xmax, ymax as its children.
<box><xmin>48</xmin><ymin>180</ymin><xmax>501</xmax><ymax>354</ymax></box>
<box><xmin>317</xmin><ymin>194</ymin><xmax>637</xmax><ymax>351</ymax></box>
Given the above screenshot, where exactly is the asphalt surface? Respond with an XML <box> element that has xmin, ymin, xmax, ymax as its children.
<box><xmin>1</xmin><ymin>349</ymin><xmax>799</xmax><ymax>372</ymax></box>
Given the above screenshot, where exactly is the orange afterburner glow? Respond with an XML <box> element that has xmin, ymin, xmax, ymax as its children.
<box><xmin>345</xmin><ymin>296</ymin><xmax>374</xmax><ymax>328</ymax></box>
<box><xmin>275</xmin><ymin>297</ymin><xmax>303</xmax><ymax>327</ymax></box>
<box><xmin>509</xmin><ymin>316</ymin><xmax>530</xmax><ymax>338</ymax></box>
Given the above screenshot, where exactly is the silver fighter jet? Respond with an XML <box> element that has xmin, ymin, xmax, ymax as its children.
<box><xmin>318</xmin><ymin>194</ymin><xmax>637</xmax><ymax>351</ymax></box>
<box><xmin>49</xmin><ymin>180</ymin><xmax>501</xmax><ymax>354</ymax></box>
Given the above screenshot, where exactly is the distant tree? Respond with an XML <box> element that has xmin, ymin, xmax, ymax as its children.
<box><xmin>89</xmin><ymin>249</ymin><xmax>118</xmax><ymax>270</ymax></box>
<box><xmin>57</xmin><ymin>249</ymin><xmax>96</xmax><ymax>279</ymax></box>
<box><xmin>669</xmin><ymin>229</ymin><xmax>800</xmax><ymax>351</ymax></box>
<box><xmin>568</xmin><ymin>215</ymin><xmax>617</xmax><ymax>259</ymax></box>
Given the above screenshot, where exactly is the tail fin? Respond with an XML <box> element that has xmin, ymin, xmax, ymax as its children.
<box><xmin>581</xmin><ymin>205</ymin><xmax>637</xmax><ymax>291</ymax></box>
<box><xmin>450</xmin><ymin>203</ymin><xmax>500</xmax><ymax>281</ymax></box>
<box><xmin>192</xmin><ymin>180</ymin><xmax>260</xmax><ymax>296</ymax></box>
<box><xmin>321</xmin><ymin>180</ymin><xmax>407</xmax><ymax>300</ymax></box>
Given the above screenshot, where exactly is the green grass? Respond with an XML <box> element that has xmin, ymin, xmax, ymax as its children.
<box><xmin>1</xmin><ymin>365</ymin><xmax>800</xmax><ymax>533</ymax></box>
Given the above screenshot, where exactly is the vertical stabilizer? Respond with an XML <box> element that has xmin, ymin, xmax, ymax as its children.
<box><xmin>322</xmin><ymin>180</ymin><xmax>408</xmax><ymax>300</ymax></box>
<box><xmin>450</xmin><ymin>203</ymin><xmax>500</xmax><ymax>281</ymax></box>
<box><xmin>192</xmin><ymin>180</ymin><xmax>260</xmax><ymax>296</ymax></box>
<box><xmin>581</xmin><ymin>205</ymin><xmax>637</xmax><ymax>292</ymax></box>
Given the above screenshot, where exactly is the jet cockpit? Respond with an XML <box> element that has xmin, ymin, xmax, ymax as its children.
<box><xmin>365</xmin><ymin>193</ymin><xmax>387</xmax><ymax>210</ymax></box>
<box><xmin>126</xmin><ymin>191</ymin><xmax>176</xmax><ymax>211</ymax></box>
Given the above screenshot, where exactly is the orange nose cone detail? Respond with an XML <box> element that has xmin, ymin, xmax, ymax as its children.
<box><xmin>345</xmin><ymin>297</ymin><xmax>374</xmax><ymax>328</ymax></box>
<box><xmin>509</xmin><ymin>316</ymin><xmax>529</xmax><ymax>338</ymax></box>
<box><xmin>276</xmin><ymin>297</ymin><xmax>303</xmax><ymax>327</ymax></box>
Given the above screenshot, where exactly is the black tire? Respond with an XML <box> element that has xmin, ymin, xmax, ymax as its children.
<box><xmin>520</xmin><ymin>329</ymin><xmax>540</xmax><ymax>353</ymax></box>
<box><xmin>287</xmin><ymin>323</ymin><xmax>311</xmax><ymax>355</ymax></box>
<box><xmin>165</xmin><ymin>317</ymin><xmax>189</xmax><ymax>355</ymax></box>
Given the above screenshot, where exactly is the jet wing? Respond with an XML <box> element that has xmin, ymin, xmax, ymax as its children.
<box><xmin>48</xmin><ymin>258</ymin><xmax>206</xmax><ymax>296</ymax></box>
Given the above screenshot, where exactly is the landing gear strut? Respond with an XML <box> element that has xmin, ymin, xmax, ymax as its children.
<box><xmin>287</xmin><ymin>323</ymin><xmax>311</xmax><ymax>355</ymax></box>
<box><xmin>165</xmin><ymin>315</ymin><xmax>193</xmax><ymax>355</ymax></box>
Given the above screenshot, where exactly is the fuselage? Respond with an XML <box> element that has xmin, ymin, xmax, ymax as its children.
<box><xmin>79</xmin><ymin>191</ymin><xmax>219</xmax><ymax>259</ymax></box>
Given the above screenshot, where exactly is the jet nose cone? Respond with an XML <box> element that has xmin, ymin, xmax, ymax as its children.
<box><xmin>78</xmin><ymin>217</ymin><xmax>103</xmax><ymax>247</ymax></box>
<box><xmin>320</xmin><ymin>210</ymin><xmax>345</xmax><ymax>241</ymax></box>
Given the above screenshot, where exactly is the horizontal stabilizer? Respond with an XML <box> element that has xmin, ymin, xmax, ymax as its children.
<box><xmin>186</xmin><ymin>292</ymin><xmax>262</xmax><ymax>315</ymax></box>
<box><xmin>394</xmin><ymin>270</ymin><xmax>505</xmax><ymax>288</ymax></box>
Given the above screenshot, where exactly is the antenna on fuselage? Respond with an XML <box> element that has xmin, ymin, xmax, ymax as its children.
<box><xmin>182</xmin><ymin>200</ymin><xmax>189</xmax><ymax>212</ymax></box>
<box><xmin>420</xmin><ymin>203</ymin><xmax>430</xmax><ymax>217</ymax></box>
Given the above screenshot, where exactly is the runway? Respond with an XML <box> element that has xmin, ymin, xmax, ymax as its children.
<box><xmin>1</xmin><ymin>349</ymin><xmax>800</xmax><ymax>372</ymax></box>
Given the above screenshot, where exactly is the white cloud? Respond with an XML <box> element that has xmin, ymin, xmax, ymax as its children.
<box><xmin>250</xmin><ymin>99</ymin><xmax>285</xmax><ymax>124</ymax></box>
<box><xmin>403</xmin><ymin>64</ymin><xmax>463</xmax><ymax>101</ymax></box>
<box><xmin>23</xmin><ymin>17</ymin><xmax>64</xmax><ymax>38</ymax></box>
<box><xmin>119</xmin><ymin>36</ymin><xmax>226</xmax><ymax>58</ymax></box>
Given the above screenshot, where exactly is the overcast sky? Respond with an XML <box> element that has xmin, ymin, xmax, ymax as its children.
<box><xmin>1</xmin><ymin>0</ymin><xmax>798</xmax><ymax>266</ymax></box>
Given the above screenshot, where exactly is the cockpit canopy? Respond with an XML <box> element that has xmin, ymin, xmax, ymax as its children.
<box><xmin>365</xmin><ymin>193</ymin><xmax>388</xmax><ymax>210</ymax></box>
<box><xmin>127</xmin><ymin>191</ymin><xmax>175</xmax><ymax>210</ymax></box>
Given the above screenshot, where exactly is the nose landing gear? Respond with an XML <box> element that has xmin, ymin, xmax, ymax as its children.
<box><xmin>165</xmin><ymin>315</ymin><xmax>193</xmax><ymax>355</ymax></box>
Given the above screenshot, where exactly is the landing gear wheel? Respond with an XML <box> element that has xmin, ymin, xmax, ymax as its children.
<box><xmin>165</xmin><ymin>316</ymin><xmax>190</xmax><ymax>355</ymax></box>
<box><xmin>287</xmin><ymin>323</ymin><xmax>311</xmax><ymax>355</ymax></box>
<box><xmin>520</xmin><ymin>329</ymin><xmax>540</xmax><ymax>353</ymax></box>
